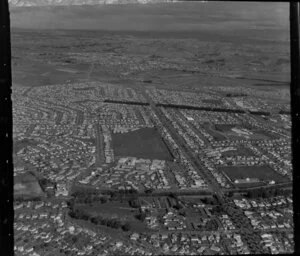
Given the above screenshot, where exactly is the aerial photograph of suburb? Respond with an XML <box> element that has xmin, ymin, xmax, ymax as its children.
<box><xmin>10</xmin><ymin>0</ymin><xmax>293</xmax><ymax>255</ymax></box>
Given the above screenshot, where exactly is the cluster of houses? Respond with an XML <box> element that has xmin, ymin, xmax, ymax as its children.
<box><xmin>148</xmin><ymin>108</ymin><xmax>209</xmax><ymax>190</ymax></box>
<box><xmin>102</xmin><ymin>126</ymin><xmax>114</xmax><ymax>164</ymax></box>
<box><xmin>161</xmin><ymin>108</ymin><xmax>204</xmax><ymax>151</ymax></box>
<box><xmin>76</xmin><ymin>156</ymin><xmax>173</xmax><ymax>191</ymax></box>
<box><xmin>12</xmin><ymin>82</ymin><xmax>293</xmax><ymax>255</ymax></box>
<box><xmin>146</xmin><ymin>88</ymin><xmax>227</xmax><ymax>109</ymax></box>
<box><xmin>219</xmin><ymin>214</ymin><xmax>236</xmax><ymax>231</ymax></box>
<box><xmin>244</xmin><ymin>209</ymin><xmax>293</xmax><ymax>231</ymax></box>
<box><xmin>14</xmin><ymin>197</ymin><xmax>154</xmax><ymax>256</ymax></box>
<box><xmin>110</xmin><ymin>106</ymin><xmax>154</xmax><ymax>133</ymax></box>
<box><xmin>14</xmin><ymin>216</ymin><xmax>109</xmax><ymax>256</ymax></box>
<box><xmin>234</xmin><ymin>197</ymin><xmax>293</xmax><ymax>232</ymax></box>
<box><xmin>162</xmin><ymin>108</ymin><xmax>291</xmax><ymax>188</ymax></box>
<box><xmin>258</xmin><ymin>140</ymin><xmax>292</xmax><ymax>179</ymax></box>
<box><xmin>260</xmin><ymin>232</ymin><xmax>294</xmax><ymax>254</ymax></box>
<box><xmin>98</xmin><ymin>104</ymin><xmax>151</xmax><ymax>128</ymax></box>
<box><xmin>162</xmin><ymin>210</ymin><xmax>187</xmax><ymax>231</ymax></box>
<box><xmin>205</xmin><ymin>85</ymin><xmax>290</xmax><ymax>114</ymax></box>
<box><xmin>233</xmin><ymin>196</ymin><xmax>293</xmax><ymax>210</ymax></box>
<box><xmin>130</xmin><ymin>232</ymin><xmax>250</xmax><ymax>255</ymax></box>
<box><xmin>14</xmin><ymin>200</ymin><xmax>68</xmax><ymax>219</ymax></box>
<box><xmin>90</xmin><ymin>157</ymin><xmax>170</xmax><ymax>191</ymax></box>
<box><xmin>55</xmin><ymin>182</ymin><xmax>70</xmax><ymax>197</ymax></box>
<box><xmin>14</xmin><ymin>83</ymin><xmax>164</xmax><ymax>190</ymax></box>
<box><xmin>16</xmin><ymin>133</ymin><xmax>94</xmax><ymax>183</ymax></box>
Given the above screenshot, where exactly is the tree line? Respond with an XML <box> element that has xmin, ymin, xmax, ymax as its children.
<box><xmin>240</xmin><ymin>187</ymin><xmax>291</xmax><ymax>199</ymax></box>
<box><xmin>68</xmin><ymin>206</ymin><xmax>132</xmax><ymax>232</ymax></box>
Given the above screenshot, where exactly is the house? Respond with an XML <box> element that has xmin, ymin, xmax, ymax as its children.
<box><xmin>161</xmin><ymin>234</ymin><xmax>168</xmax><ymax>240</ymax></box>
<box><xmin>130</xmin><ymin>233</ymin><xmax>140</xmax><ymax>241</ymax></box>
<box><xmin>55</xmin><ymin>182</ymin><xmax>69</xmax><ymax>197</ymax></box>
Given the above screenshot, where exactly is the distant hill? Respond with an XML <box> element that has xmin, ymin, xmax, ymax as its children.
<box><xmin>9</xmin><ymin>0</ymin><xmax>176</xmax><ymax>7</ymax></box>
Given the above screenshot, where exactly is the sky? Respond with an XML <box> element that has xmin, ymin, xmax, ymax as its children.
<box><xmin>10</xmin><ymin>2</ymin><xmax>289</xmax><ymax>42</ymax></box>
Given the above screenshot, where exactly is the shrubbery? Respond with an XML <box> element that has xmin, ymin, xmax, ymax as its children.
<box><xmin>69</xmin><ymin>206</ymin><xmax>131</xmax><ymax>231</ymax></box>
<box><xmin>245</xmin><ymin>188</ymin><xmax>291</xmax><ymax>198</ymax></box>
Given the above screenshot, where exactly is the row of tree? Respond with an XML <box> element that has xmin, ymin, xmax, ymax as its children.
<box><xmin>245</xmin><ymin>187</ymin><xmax>292</xmax><ymax>199</ymax></box>
<box><xmin>14</xmin><ymin>196</ymin><xmax>42</xmax><ymax>202</ymax></box>
<box><xmin>227</xmin><ymin>187</ymin><xmax>292</xmax><ymax>199</ymax></box>
<box><xmin>69</xmin><ymin>207</ymin><xmax>132</xmax><ymax>232</ymax></box>
<box><xmin>156</xmin><ymin>103</ymin><xmax>246</xmax><ymax>114</ymax></box>
<box><xmin>72</xmin><ymin>188</ymin><xmax>138</xmax><ymax>201</ymax></box>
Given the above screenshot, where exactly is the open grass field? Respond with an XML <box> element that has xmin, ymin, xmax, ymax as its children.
<box><xmin>77</xmin><ymin>200</ymin><xmax>150</xmax><ymax>232</ymax></box>
<box><xmin>78</xmin><ymin>201</ymin><xmax>137</xmax><ymax>219</ymax></box>
<box><xmin>220</xmin><ymin>165</ymin><xmax>289</xmax><ymax>184</ymax></box>
<box><xmin>13</xmin><ymin>138</ymin><xmax>38</xmax><ymax>153</ymax></box>
<box><xmin>210</xmin><ymin>124</ymin><xmax>277</xmax><ymax>141</ymax></box>
<box><xmin>14</xmin><ymin>172</ymin><xmax>44</xmax><ymax>198</ymax></box>
<box><xmin>112</xmin><ymin>127</ymin><xmax>173</xmax><ymax>161</ymax></box>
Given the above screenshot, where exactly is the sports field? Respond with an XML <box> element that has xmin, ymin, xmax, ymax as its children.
<box><xmin>112</xmin><ymin>127</ymin><xmax>173</xmax><ymax>161</ymax></box>
<box><xmin>220</xmin><ymin>165</ymin><xmax>289</xmax><ymax>184</ymax></box>
<box><xmin>210</xmin><ymin>124</ymin><xmax>277</xmax><ymax>141</ymax></box>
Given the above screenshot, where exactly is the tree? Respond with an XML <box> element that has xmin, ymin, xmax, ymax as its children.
<box><xmin>173</xmin><ymin>203</ymin><xmax>183</xmax><ymax>210</ymax></box>
<box><xmin>261</xmin><ymin>189</ymin><xmax>268</xmax><ymax>198</ymax></box>
<box><xmin>39</xmin><ymin>178</ymin><xmax>48</xmax><ymax>190</ymax></box>
<box><xmin>135</xmin><ymin>212</ymin><xmax>147</xmax><ymax>221</ymax></box>
<box><xmin>129</xmin><ymin>198</ymin><xmax>140</xmax><ymax>208</ymax></box>
<box><xmin>127</xmin><ymin>189</ymin><xmax>138</xmax><ymax>194</ymax></box>
<box><xmin>100</xmin><ymin>197</ymin><xmax>108</xmax><ymax>204</ymax></box>
<box><xmin>122</xmin><ymin>223</ymin><xmax>131</xmax><ymax>232</ymax></box>
<box><xmin>72</xmin><ymin>236</ymin><xmax>78</xmax><ymax>244</ymax></box>
<box><xmin>84</xmin><ymin>197</ymin><xmax>92</xmax><ymax>204</ymax></box>
<box><xmin>67</xmin><ymin>199</ymin><xmax>75</xmax><ymax>209</ymax></box>
<box><xmin>227</xmin><ymin>191</ymin><xmax>234</xmax><ymax>197</ymax></box>
<box><xmin>169</xmin><ymin>192</ymin><xmax>177</xmax><ymax>199</ymax></box>
<box><xmin>206</xmin><ymin>197</ymin><xmax>214</xmax><ymax>205</ymax></box>
<box><xmin>90</xmin><ymin>217</ymin><xmax>98</xmax><ymax>224</ymax></box>
<box><xmin>212</xmin><ymin>205</ymin><xmax>223</xmax><ymax>214</ymax></box>
<box><xmin>178</xmin><ymin>209</ymin><xmax>186</xmax><ymax>217</ymax></box>
<box><xmin>145</xmin><ymin>188</ymin><xmax>154</xmax><ymax>194</ymax></box>
<box><xmin>108</xmin><ymin>219</ymin><xmax>121</xmax><ymax>229</ymax></box>
<box><xmin>81</xmin><ymin>213</ymin><xmax>90</xmax><ymax>221</ymax></box>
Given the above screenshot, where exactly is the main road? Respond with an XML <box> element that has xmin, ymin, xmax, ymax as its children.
<box><xmin>141</xmin><ymin>89</ymin><xmax>225</xmax><ymax>200</ymax></box>
<box><xmin>94</xmin><ymin>122</ymin><xmax>105</xmax><ymax>167</ymax></box>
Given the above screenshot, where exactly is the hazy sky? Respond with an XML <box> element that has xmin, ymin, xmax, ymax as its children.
<box><xmin>10</xmin><ymin>2</ymin><xmax>289</xmax><ymax>41</ymax></box>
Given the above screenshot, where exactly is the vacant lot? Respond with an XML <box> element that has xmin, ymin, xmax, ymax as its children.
<box><xmin>220</xmin><ymin>165</ymin><xmax>289</xmax><ymax>184</ymax></box>
<box><xmin>112</xmin><ymin>127</ymin><xmax>173</xmax><ymax>161</ymax></box>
